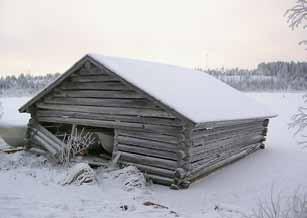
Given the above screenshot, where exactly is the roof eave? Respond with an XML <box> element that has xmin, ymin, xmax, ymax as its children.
<box><xmin>194</xmin><ymin>114</ymin><xmax>277</xmax><ymax>129</ymax></box>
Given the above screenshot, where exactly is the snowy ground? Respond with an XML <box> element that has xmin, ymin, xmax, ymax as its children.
<box><xmin>0</xmin><ymin>93</ymin><xmax>306</xmax><ymax>218</ymax></box>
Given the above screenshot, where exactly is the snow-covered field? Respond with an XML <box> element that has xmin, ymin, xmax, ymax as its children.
<box><xmin>0</xmin><ymin>93</ymin><xmax>306</xmax><ymax>218</ymax></box>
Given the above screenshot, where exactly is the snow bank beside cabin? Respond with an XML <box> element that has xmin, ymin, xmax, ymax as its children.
<box><xmin>90</xmin><ymin>54</ymin><xmax>276</xmax><ymax>123</ymax></box>
<box><xmin>0</xmin><ymin>97</ymin><xmax>30</xmax><ymax>127</ymax></box>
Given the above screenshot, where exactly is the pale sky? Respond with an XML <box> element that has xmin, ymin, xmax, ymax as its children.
<box><xmin>0</xmin><ymin>0</ymin><xmax>306</xmax><ymax>75</ymax></box>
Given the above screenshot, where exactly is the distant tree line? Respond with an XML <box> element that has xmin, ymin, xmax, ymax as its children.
<box><xmin>0</xmin><ymin>73</ymin><xmax>60</xmax><ymax>97</ymax></box>
<box><xmin>0</xmin><ymin>61</ymin><xmax>306</xmax><ymax>97</ymax></box>
<box><xmin>198</xmin><ymin>61</ymin><xmax>307</xmax><ymax>91</ymax></box>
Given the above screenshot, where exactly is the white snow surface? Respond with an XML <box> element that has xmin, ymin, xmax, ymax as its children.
<box><xmin>0</xmin><ymin>97</ymin><xmax>30</xmax><ymax>127</ymax></box>
<box><xmin>90</xmin><ymin>54</ymin><xmax>276</xmax><ymax>123</ymax></box>
<box><xmin>0</xmin><ymin>93</ymin><xmax>306</xmax><ymax>218</ymax></box>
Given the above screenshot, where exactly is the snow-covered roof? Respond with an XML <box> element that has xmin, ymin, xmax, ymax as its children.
<box><xmin>89</xmin><ymin>54</ymin><xmax>276</xmax><ymax>123</ymax></box>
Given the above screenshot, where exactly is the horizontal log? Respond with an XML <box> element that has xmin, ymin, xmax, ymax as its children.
<box><xmin>119</xmin><ymin>151</ymin><xmax>177</xmax><ymax>170</ymax></box>
<box><xmin>77</xmin><ymin>66</ymin><xmax>107</xmax><ymax>75</ymax></box>
<box><xmin>192</xmin><ymin>125</ymin><xmax>265</xmax><ymax>145</ymax></box>
<box><xmin>192</xmin><ymin>121</ymin><xmax>265</xmax><ymax>140</ymax></box>
<box><xmin>36</xmin><ymin>103</ymin><xmax>175</xmax><ymax>118</ymax></box>
<box><xmin>191</xmin><ymin>134</ymin><xmax>265</xmax><ymax>162</ymax></box>
<box><xmin>190</xmin><ymin>143</ymin><xmax>262</xmax><ymax>181</ymax></box>
<box><xmin>36</xmin><ymin>116</ymin><xmax>180</xmax><ymax>135</ymax></box>
<box><xmin>120</xmin><ymin>161</ymin><xmax>175</xmax><ymax>178</ymax></box>
<box><xmin>145</xmin><ymin>173</ymin><xmax>173</xmax><ymax>185</ymax></box>
<box><xmin>191</xmin><ymin>142</ymin><xmax>262</xmax><ymax>169</ymax></box>
<box><xmin>117</xmin><ymin>143</ymin><xmax>177</xmax><ymax>160</ymax></box>
<box><xmin>44</xmin><ymin>97</ymin><xmax>159</xmax><ymax>109</ymax></box>
<box><xmin>194</xmin><ymin>117</ymin><xmax>271</xmax><ymax>129</ymax></box>
<box><xmin>117</xmin><ymin>129</ymin><xmax>179</xmax><ymax>144</ymax></box>
<box><xmin>53</xmin><ymin>90</ymin><xmax>143</xmax><ymax>99</ymax></box>
<box><xmin>70</xmin><ymin>75</ymin><xmax>118</xmax><ymax>82</ymax></box>
<box><xmin>117</xmin><ymin>135</ymin><xmax>177</xmax><ymax>152</ymax></box>
<box><xmin>28</xmin><ymin>147</ymin><xmax>48</xmax><ymax>155</ymax></box>
<box><xmin>192</xmin><ymin>128</ymin><xmax>265</xmax><ymax>152</ymax></box>
<box><xmin>61</xmin><ymin>82</ymin><xmax>130</xmax><ymax>91</ymax></box>
<box><xmin>37</xmin><ymin>110</ymin><xmax>181</xmax><ymax>127</ymax></box>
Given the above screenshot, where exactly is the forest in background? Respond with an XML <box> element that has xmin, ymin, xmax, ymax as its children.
<box><xmin>0</xmin><ymin>61</ymin><xmax>306</xmax><ymax>97</ymax></box>
<box><xmin>0</xmin><ymin>73</ymin><xmax>60</xmax><ymax>97</ymax></box>
<box><xmin>199</xmin><ymin>61</ymin><xmax>307</xmax><ymax>91</ymax></box>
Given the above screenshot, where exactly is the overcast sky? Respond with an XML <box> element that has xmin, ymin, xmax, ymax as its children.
<box><xmin>0</xmin><ymin>0</ymin><xmax>306</xmax><ymax>75</ymax></box>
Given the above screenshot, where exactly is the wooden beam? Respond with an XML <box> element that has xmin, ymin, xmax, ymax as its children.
<box><xmin>36</xmin><ymin>103</ymin><xmax>175</xmax><ymax>118</ymax></box>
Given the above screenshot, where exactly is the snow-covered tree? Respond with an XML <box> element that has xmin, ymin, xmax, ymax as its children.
<box><xmin>286</xmin><ymin>1</ymin><xmax>307</xmax><ymax>143</ymax></box>
<box><xmin>285</xmin><ymin>0</ymin><xmax>307</xmax><ymax>47</ymax></box>
<box><xmin>0</xmin><ymin>102</ymin><xmax>3</xmax><ymax>119</ymax></box>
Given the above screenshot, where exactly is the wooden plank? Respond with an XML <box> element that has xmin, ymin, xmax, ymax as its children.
<box><xmin>118</xmin><ymin>129</ymin><xmax>179</xmax><ymax>144</ymax></box>
<box><xmin>191</xmin><ymin>134</ymin><xmax>265</xmax><ymax>162</ymax></box>
<box><xmin>37</xmin><ymin>116</ymin><xmax>180</xmax><ymax>135</ymax></box>
<box><xmin>53</xmin><ymin>90</ymin><xmax>144</xmax><ymax>99</ymax></box>
<box><xmin>117</xmin><ymin>135</ymin><xmax>177</xmax><ymax>152</ymax></box>
<box><xmin>61</xmin><ymin>82</ymin><xmax>130</xmax><ymax>91</ymax></box>
<box><xmin>29</xmin><ymin>119</ymin><xmax>67</xmax><ymax>148</ymax></box>
<box><xmin>192</xmin><ymin>125</ymin><xmax>265</xmax><ymax>146</ymax></box>
<box><xmin>192</xmin><ymin>121</ymin><xmax>264</xmax><ymax>140</ymax></box>
<box><xmin>36</xmin><ymin>103</ymin><xmax>175</xmax><ymax>118</ymax></box>
<box><xmin>117</xmin><ymin>143</ymin><xmax>177</xmax><ymax>160</ymax></box>
<box><xmin>44</xmin><ymin>97</ymin><xmax>159</xmax><ymax>109</ymax></box>
<box><xmin>37</xmin><ymin>110</ymin><xmax>181</xmax><ymax>127</ymax></box>
<box><xmin>192</xmin><ymin>126</ymin><xmax>265</xmax><ymax>147</ymax></box>
<box><xmin>145</xmin><ymin>173</ymin><xmax>173</xmax><ymax>185</ymax></box>
<box><xmin>192</xmin><ymin>129</ymin><xmax>265</xmax><ymax>153</ymax></box>
<box><xmin>119</xmin><ymin>151</ymin><xmax>177</xmax><ymax>170</ymax></box>
<box><xmin>194</xmin><ymin>117</ymin><xmax>274</xmax><ymax>129</ymax></box>
<box><xmin>121</xmin><ymin>162</ymin><xmax>175</xmax><ymax>178</ymax></box>
<box><xmin>28</xmin><ymin>127</ymin><xmax>62</xmax><ymax>152</ymax></box>
<box><xmin>78</xmin><ymin>65</ymin><xmax>107</xmax><ymax>75</ymax></box>
<box><xmin>31</xmin><ymin>134</ymin><xmax>58</xmax><ymax>156</ymax></box>
<box><xmin>70</xmin><ymin>75</ymin><xmax>118</xmax><ymax>82</ymax></box>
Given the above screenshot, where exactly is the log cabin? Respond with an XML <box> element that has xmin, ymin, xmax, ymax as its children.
<box><xmin>19</xmin><ymin>54</ymin><xmax>276</xmax><ymax>189</ymax></box>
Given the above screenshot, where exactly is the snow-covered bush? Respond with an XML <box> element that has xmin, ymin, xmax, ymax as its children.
<box><xmin>63</xmin><ymin>163</ymin><xmax>96</xmax><ymax>185</ymax></box>
<box><xmin>98</xmin><ymin>166</ymin><xmax>146</xmax><ymax>192</ymax></box>
<box><xmin>59</xmin><ymin>128</ymin><xmax>95</xmax><ymax>166</ymax></box>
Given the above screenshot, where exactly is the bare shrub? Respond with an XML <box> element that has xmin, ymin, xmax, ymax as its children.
<box><xmin>243</xmin><ymin>189</ymin><xmax>307</xmax><ymax>218</ymax></box>
<box><xmin>59</xmin><ymin>128</ymin><xmax>95</xmax><ymax>166</ymax></box>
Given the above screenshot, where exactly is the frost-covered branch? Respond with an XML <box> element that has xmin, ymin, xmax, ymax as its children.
<box><xmin>285</xmin><ymin>0</ymin><xmax>307</xmax><ymax>48</ymax></box>
<box><xmin>59</xmin><ymin>128</ymin><xmax>96</xmax><ymax>166</ymax></box>
<box><xmin>0</xmin><ymin>102</ymin><xmax>3</xmax><ymax>119</ymax></box>
<box><xmin>286</xmin><ymin>0</ymin><xmax>307</xmax><ymax>29</ymax></box>
<box><xmin>289</xmin><ymin>94</ymin><xmax>307</xmax><ymax>146</ymax></box>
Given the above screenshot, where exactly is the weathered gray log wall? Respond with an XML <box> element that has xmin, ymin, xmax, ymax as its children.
<box><xmin>33</xmin><ymin>62</ymin><xmax>183</xmax><ymax>135</ymax></box>
<box><xmin>115</xmin><ymin>129</ymin><xmax>180</xmax><ymax>185</ymax></box>
<box><xmin>189</xmin><ymin>119</ymin><xmax>269</xmax><ymax>181</ymax></box>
